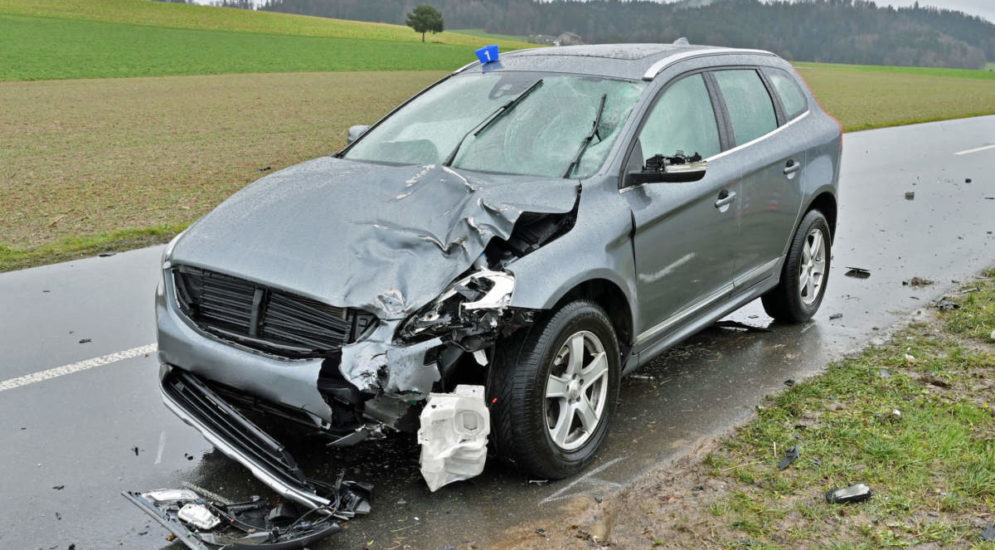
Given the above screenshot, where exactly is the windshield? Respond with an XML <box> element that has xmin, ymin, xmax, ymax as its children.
<box><xmin>344</xmin><ymin>72</ymin><xmax>646</xmax><ymax>179</ymax></box>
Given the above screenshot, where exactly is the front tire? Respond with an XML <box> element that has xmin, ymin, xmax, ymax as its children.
<box><xmin>762</xmin><ymin>209</ymin><xmax>832</xmax><ymax>323</ymax></box>
<box><xmin>488</xmin><ymin>300</ymin><xmax>620</xmax><ymax>479</ymax></box>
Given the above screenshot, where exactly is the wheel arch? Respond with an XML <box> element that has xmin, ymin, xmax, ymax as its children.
<box><xmin>805</xmin><ymin>190</ymin><xmax>837</xmax><ymax>242</ymax></box>
<box><xmin>549</xmin><ymin>278</ymin><xmax>634</xmax><ymax>356</ymax></box>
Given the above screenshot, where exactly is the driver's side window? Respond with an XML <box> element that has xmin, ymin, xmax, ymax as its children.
<box><xmin>637</xmin><ymin>73</ymin><xmax>721</xmax><ymax>166</ymax></box>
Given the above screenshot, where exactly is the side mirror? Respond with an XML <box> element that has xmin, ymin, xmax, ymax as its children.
<box><xmin>347</xmin><ymin>125</ymin><xmax>371</xmax><ymax>145</ymax></box>
<box><xmin>626</xmin><ymin>158</ymin><xmax>707</xmax><ymax>186</ymax></box>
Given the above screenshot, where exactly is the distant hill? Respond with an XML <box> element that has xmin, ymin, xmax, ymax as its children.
<box><xmin>253</xmin><ymin>0</ymin><xmax>995</xmax><ymax>69</ymax></box>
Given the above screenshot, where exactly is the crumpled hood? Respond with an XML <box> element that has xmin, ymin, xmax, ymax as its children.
<box><xmin>170</xmin><ymin>157</ymin><xmax>579</xmax><ymax>320</ymax></box>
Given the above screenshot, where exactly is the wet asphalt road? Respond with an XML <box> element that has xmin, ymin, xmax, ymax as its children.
<box><xmin>1</xmin><ymin>115</ymin><xmax>993</xmax><ymax>550</ymax></box>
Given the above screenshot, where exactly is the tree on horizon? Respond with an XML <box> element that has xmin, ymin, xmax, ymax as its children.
<box><xmin>406</xmin><ymin>4</ymin><xmax>444</xmax><ymax>42</ymax></box>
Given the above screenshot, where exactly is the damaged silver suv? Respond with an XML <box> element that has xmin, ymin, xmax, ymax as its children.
<box><xmin>152</xmin><ymin>44</ymin><xmax>841</xmax><ymax>513</ymax></box>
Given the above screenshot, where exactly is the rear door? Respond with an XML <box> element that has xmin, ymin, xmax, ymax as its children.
<box><xmin>623</xmin><ymin>72</ymin><xmax>740</xmax><ymax>347</ymax></box>
<box><xmin>711</xmin><ymin>68</ymin><xmax>806</xmax><ymax>289</ymax></box>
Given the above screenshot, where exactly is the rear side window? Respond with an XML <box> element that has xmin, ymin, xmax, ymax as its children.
<box><xmin>713</xmin><ymin>69</ymin><xmax>777</xmax><ymax>146</ymax></box>
<box><xmin>637</xmin><ymin>73</ymin><xmax>721</xmax><ymax>162</ymax></box>
<box><xmin>767</xmin><ymin>69</ymin><xmax>808</xmax><ymax>119</ymax></box>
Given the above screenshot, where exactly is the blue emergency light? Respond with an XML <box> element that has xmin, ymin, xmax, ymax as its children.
<box><xmin>476</xmin><ymin>45</ymin><xmax>500</xmax><ymax>64</ymax></box>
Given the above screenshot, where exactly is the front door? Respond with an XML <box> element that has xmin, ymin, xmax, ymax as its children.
<box><xmin>622</xmin><ymin>73</ymin><xmax>740</xmax><ymax>349</ymax></box>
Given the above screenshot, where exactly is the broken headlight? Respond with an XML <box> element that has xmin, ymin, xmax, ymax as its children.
<box><xmin>398</xmin><ymin>270</ymin><xmax>515</xmax><ymax>343</ymax></box>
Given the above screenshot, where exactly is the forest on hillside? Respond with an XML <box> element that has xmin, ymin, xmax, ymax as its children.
<box><xmin>246</xmin><ymin>0</ymin><xmax>995</xmax><ymax>69</ymax></box>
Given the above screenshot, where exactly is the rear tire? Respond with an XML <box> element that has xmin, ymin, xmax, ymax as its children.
<box><xmin>762</xmin><ymin>209</ymin><xmax>832</xmax><ymax>323</ymax></box>
<box><xmin>488</xmin><ymin>300</ymin><xmax>620</xmax><ymax>479</ymax></box>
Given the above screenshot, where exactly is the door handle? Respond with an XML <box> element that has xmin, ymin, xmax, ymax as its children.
<box><xmin>783</xmin><ymin>160</ymin><xmax>801</xmax><ymax>175</ymax></box>
<box><xmin>714</xmin><ymin>189</ymin><xmax>736</xmax><ymax>209</ymax></box>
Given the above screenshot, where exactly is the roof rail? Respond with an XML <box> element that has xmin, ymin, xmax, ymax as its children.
<box><xmin>642</xmin><ymin>48</ymin><xmax>775</xmax><ymax>81</ymax></box>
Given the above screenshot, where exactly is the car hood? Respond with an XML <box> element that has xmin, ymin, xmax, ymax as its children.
<box><xmin>169</xmin><ymin>157</ymin><xmax>579</xmax><ymax>320</ymax></box>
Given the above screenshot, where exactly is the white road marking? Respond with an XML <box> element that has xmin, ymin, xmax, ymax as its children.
<box><xmin>154</xmin><ymin>431</ymin><xmax>166</xmax><ymax>465</ymax></box>
<box><xmin>540</xmin><ymin>456</ymin><xmax>626</xmax><ymax>504</ymax></box>
<box><xmin>954</xmin><ymin>143</ymin><xmax>995</xmax><ymax>156</ymax></box>
<box><xmin>0</xmin><ymin>344</ymin><xmax>156</xmax><ymax>393</ymax></box>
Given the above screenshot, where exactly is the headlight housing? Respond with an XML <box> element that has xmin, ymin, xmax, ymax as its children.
<box><xmin>161</xmin><ymin>230</ymin><xmax>187</xmax><ymax>269</ymax></box>
<box><xmin>398</xmin><ymin>270</ymin><xmax>515</xmax><ymax>343</ymax></box>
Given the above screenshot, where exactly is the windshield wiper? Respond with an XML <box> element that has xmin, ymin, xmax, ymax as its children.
<box><xmin>562</xmin><ymin>93</ymin><xmax>607</xmax><ymax>178</ymax></box>
<box><xmin>443</xmin><ymin>79</ymin><xmax>544</xmax><ymax>167</ymax></box>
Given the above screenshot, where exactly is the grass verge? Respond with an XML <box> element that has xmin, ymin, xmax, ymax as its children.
<box><xmin>0</xmin><ymin>224</ymin><xmax>185</xmax><ymax>272</ymax></box>
<box><xmin>511</xmin><ymin>270</ymin><xmax>995</xmax><ymax>549</ymax></box>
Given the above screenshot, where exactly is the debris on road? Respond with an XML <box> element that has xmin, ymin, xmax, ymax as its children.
<box><xmin>902</xmin><ymin>277</ymin><xmax>933</xmax><ymax>287</ymax></box>
<box><xmin>965</xmin><ymin>178</ymin><xmax>972</xmax><ymax>183</ymax></box>
<box><xmin>98</xmin><ymin>252</ymin><xmax>116</xmax><ymax>258</ymax></box>
<box><xmin>919</xmin><ymin>374</ymin><xmax>951</xmax><ymax>389</ymax></box>
<box><xmin>904</xmin><ymin>191</ymin><xmax>915</xmax><ymax>200</ymax></box>
<box><xmin>844</xmin><ymin>267</ymin><xmax>871</xmax><ymax>279</ymax></box>
<box><xmin>784</xmin><ymin>379</ymin><xmax>795</xmax><ymax>387</ymax></box>
<box><xmin>528</xmin><ymin>479</ymin><xmax>549</xmax><ymax>486</ymax></box>
<box><xmin>777</xmin><ymin>445</ymin><xmax>800</xmax><ymax>470</ymax></box>
<box><xmin>52</xmin><ymin>485</ymin><xmax>64</xmax><ymax>491</ymax></box>
<box><xmin>829</xmin><ymin>313</ymin><xmax>843</xmax><ymax>320</ymax></box>
<box><xmin>123</xmin><ymin>481</ymin><xmax>371</xmax><ymax>550</ymax></box>
<box><xmin>77</xmin><ymin>338</ymin><xmax>91</xmax><ymax>344</ymax></box>
<box><xmin>934</xmin><ymin>299</ymin><xmax>960</xmax><ymax>311</ymax></box>
<box><xmin>715</xmin><ymin>320</ymin><xmax>771</xmax><ymax>332</ymax></box>
<box><xmin>825</xmin><ymin>483</ymin><xmax>873</xmax><ymax>504</ymax></box>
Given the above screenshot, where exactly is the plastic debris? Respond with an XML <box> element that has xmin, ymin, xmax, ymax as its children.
<box><xmin>902</xmin><ymin>277</ymin><xmax>933</xmax><ymax>287</ymax></box>
<box><xmin>935</xmin><ymin>300</ymin><xmax>960</xmax><ymax>311</ymax></box>
<box><xmin>778</xmin><ymin>445</ymin><xmax>800</xmax><ymax>470</ymax></box>
<box><xmin>829</xmin><ymin>313</ymin><xmax>843</xmax><ymax>320</ymax></box>
<box><xmin>826</xmin><ymin>483</ymin><xmax>873</xmax><ymax>504</ymax></box>
<box><xmin>418</xmin><ymin>385</ymin><xmax>490</xmax><ymax>492</ymax></box>
<box><xmin>844</xmin><ymin>267</ymin><xmax>871</xmax><ymax>279</ymax></box>
<box><xmin>904</xmin><ymin>191</ymin><xmax>915</xmax><ymax>200</ymax></box>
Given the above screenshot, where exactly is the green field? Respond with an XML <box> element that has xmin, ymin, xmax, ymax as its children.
<box><xmin>0</xmin><ymin>0</ymin><xmax>534</xmax><ymax>46</ymax></box>
<box><xmin>0</xmin><ymin>0</ymin><xmax>536</xmax><ymax>81</ymax></box>
<box><xmin>450</xmin><ymin>28</ymin><xmax>532</xmax><ymax>43</ymax></box>
<box><xmin>1</xmin><ymin>0</ymin><xmax>994</xmax><ymax>271</ymax></box>
<box><xmin>0</xmin><ymin>14</ymin><xmax>495</xmax><ymax>80</ymax></box>
<box><xmin>795</xmin><ymin>60</ymin><xmax>995</xmax><ymax>81</ymax></box>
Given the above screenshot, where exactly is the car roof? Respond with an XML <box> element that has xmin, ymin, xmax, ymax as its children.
<box><xmin>455</xmin><ymin>43</ymin><xmax>777</xmax><ymax>81</ymax></box>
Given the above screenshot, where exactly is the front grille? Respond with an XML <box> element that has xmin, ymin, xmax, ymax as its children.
<box><xmin>172</xmin><ymin>266</ymin><xmax>376</xmax><ymax>358</ymax></box>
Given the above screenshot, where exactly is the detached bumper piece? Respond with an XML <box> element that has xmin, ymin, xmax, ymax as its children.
<box><xmin>159</xmin><ymin>368</ymin><xmax>373</xmax><ymax>509</ymax></box>
<box><xmin>123</xmin><ymin>487</ymin><xmax>354</xmax><ymax>550</ymax></box>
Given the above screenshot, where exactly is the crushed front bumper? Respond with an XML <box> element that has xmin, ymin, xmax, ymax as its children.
<box><xmin>159</xmin><ymin>367</ymin><xmax>364</xmax><ymax>510</ymax></box>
